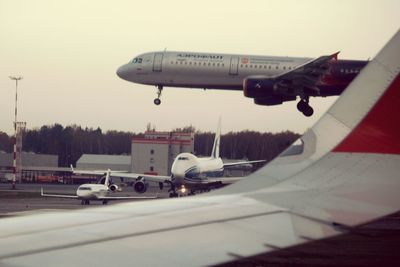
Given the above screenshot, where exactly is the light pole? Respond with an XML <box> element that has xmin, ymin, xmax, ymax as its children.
<box><xmin>9</xmin><ymin>75</ymin><xmax>23</xmax><ymax>190</ymax></box>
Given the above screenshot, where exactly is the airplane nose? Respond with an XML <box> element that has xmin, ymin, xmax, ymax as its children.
<box><xmin>116</xmin><ymin>64</ymin><xmax>130</xmax><ymax>80</ymax></box>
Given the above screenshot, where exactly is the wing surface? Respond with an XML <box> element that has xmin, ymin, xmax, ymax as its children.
<box><xmin>272</xmin><ymin>51</ymin><xmax>339</xmax><ymax>94</ymax></box>
<box><xmin>223</xmin><ymin>159</ymin><xmax>266</xmax><ymax>168</ymax></box>
<box><xmin>0</xmin><ymin>29</ymin><xmax>399</xmax><ymax>266</ymax></box>
<box><xmin>98</xmin><ymin>195</ymin><xmax>158</xmax><ymax>200</ymax></box>
<box><xmin>40</xmin><ymin>188</ymin><xmax>79</xmax><ymax>199</ymax></box>
<box><xmin>72</xmin><ymin>167</ymin><xmax>171</xmax><ymax>183</ymax></box>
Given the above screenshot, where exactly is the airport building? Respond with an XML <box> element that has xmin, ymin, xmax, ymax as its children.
<box><xmin>0</xmin><ymin>131</ymin><xmax>251</xmax><ymax>184</ymax></box>
<box><xmin>0</xmin><ymin>151</ymin><xmax>66</xmax><ymax>182</ymax></box>
<box><xmin>76</xmin><ymin>154</ymin><xmax>131</xmax><ymax>171</ymax></box>
<box><xmin>132</xmin><ymin>131</ymin><xmax>194</xmax><ymax>176</ymax></box>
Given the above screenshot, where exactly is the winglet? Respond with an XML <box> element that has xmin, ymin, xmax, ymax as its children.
<box><xmin>331</xmin><ymin>51</ymin><xmax>340</xmax><ymax>60</ymax></box>
<box><xmin>70</xmin><ymin>164</ymin><xmax>74</xmax><ymax>172</ymax></box>
<box><xmin>40</xmin><ymin>187</ymin><xmax>44</xmax><ymax>196</ymax></box>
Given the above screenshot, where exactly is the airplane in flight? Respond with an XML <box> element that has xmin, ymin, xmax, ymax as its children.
<box><xmin>0</xmin><ymin>30</ymin><xmax>399</xmax><ymax>266</ymax></box>
<box><xmin>79</xmin><ymin>121</ymin><xmax>265</xmax><ymax>197</ymax></box>
<box><xmin>41</xmin><ymin>169</ymin><xmax>156</xmax><ymax>205</ymax></box>
<box><xmin>117</xmin><ymin>50</ymin><xmax>368</xmax><ymax>116</ymax></box>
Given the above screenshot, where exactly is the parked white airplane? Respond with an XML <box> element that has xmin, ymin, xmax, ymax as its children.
<box><xmin>117</xmin><ymin>50</ymin><xmax>367</xmax><ymax>116</ymax></box>
<box><xmin>41</xmin><ymin>169</ymin><xmax>156</xmax><ymax>205</ymax></box>
<box><xmin>0</xmin><ymin>29</ymin><xmax>399</xmax><ymax>266</ymax></box>
<box><xmin>85</xmin><ymin>120</ymin><xmax>265</xmax><ymax>197</ymax></box>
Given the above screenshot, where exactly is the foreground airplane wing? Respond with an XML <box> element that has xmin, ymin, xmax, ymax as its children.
<box><xmin>0</xmin><ymin>29</ymin><xmax>399</xmax><ymax>266</ymax></box>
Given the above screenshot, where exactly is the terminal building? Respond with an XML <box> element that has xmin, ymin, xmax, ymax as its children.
<box><xmin>131</xmin><ymin>131</ymin><xmax>194</xmax><ymax>176</ymax></box>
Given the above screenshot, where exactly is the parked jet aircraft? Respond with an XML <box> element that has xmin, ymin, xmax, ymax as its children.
<box><xmin>0</xmin><ymin>30</ymin><xmax>399</xmax><ymax>266</ymax></box>
<box><xmin>75</xmin><ymin>120</ymin><xmax>265</xmax><ymax>197</ymax></box>
<box><xmin>117</xmin><ymin>50</ymin><xmax>368</xmax><ymax>116</ymax></box>
<box><xmin>41</xmin><ymin>169</ymin><xmax>156</xmax><ymax>205</ymax></box>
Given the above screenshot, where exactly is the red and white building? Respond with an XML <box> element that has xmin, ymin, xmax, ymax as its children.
<box><xmin>131</xmin><ymin>131</ymin><xmax>194</xmax><ymax>176</ymax></box>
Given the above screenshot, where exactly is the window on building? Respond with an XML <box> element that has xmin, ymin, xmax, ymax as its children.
<box><xmin>150</xmin><ymin>166</ymin><xmax>154</xmax><ymax>171</ymax></box>
<box><xmin>150</xmin><ymin>149</ymin><xmax>154</xmax><ymax>155</ymax></box>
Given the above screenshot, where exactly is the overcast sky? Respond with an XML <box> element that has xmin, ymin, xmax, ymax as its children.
<box><xmin>1</xmin><ymin>0</ymin><xmax>399</xmax><ymax>135</ymax></box>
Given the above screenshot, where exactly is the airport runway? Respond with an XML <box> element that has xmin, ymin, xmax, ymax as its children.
<box><xmin>0</xmin><ymin>182</ymin><xmax>168</xmax><ymax>216</ymax></box>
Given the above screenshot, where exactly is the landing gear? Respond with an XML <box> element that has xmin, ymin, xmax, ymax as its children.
<box><xmin>167</xmin><ymin>182</ymin><xmax>179</xmax><ymax>198</ymax></box>
<box><xmin>154</xmin><ymin>98</ymin><xmax>161</xmax><ymax>105</ymax></box>
<box><xmin>297</xmin><ymin>98</ymin><xmax>314</xmax><ymax>117</ymax></box>
<box><xmin>102</xmin><ymin>200</ymin><xmax>108</xmax><ymax>205</ymax></box>
<box><xmin>154</xmin><ymin>86</ymin><xmax>163</xmax><ymax>105</ymax></box>
<box><xmin>169</xmin><ymin>192</ymin><xmax>179</xmax><ymax>198</ymax></box>
<box><xmin>81</xmin><ymin>200</ymin><xmax>90</xmax><ymax>205</ymax></box>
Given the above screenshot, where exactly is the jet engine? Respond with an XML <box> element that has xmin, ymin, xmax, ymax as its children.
<box><xmin>109</xmin><ymin>184</ymin><xmax>119</xmax><ymax>192</ymax></box>
<box><xmin>133</xmin><ymin>178</ymin><xmax>148</xmax><ymax>194</ymax></box>
<box><xmin>243</xmin><ymin>77</ymin><xmax>276</xmax><ymax>98</ymax></box>
<box><xmin>243</xmin><ymin>77</ymin><xmax>297</xmax><ymax>106</ymax></box>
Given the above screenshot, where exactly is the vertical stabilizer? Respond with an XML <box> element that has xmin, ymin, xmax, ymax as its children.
<box><xmin>104</xmin><ymin>169</ymin><xmax>111</xmax><ymax>186</ymax></box>
<box><xmin>211</xmin><ymin>118</ymin><xmax>221</xmax><ymax>158</ymax></box>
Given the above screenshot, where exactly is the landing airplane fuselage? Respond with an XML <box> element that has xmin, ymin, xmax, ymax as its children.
<box><xmin>117</xmin><ymin>51</ymin><xmax>368</xmax><ymax>116</ymax></box>
<box><xmin>118</xmin><ymin>51</ymin><xmax>363</xmax><ymax>92</ymax></box>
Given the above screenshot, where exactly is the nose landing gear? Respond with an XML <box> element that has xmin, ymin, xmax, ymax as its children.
<box><xmin>154</xmin><ymin>86</ymin><xmax>163</xmax><ymax>105</ymax></box>
<box><xmin>297</xmin><ymin>97</ymin><xmax>314</xmax><ymax>117</ymax></box>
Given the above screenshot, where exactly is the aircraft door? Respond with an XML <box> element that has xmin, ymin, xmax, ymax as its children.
<box><xmin>229</xmin><ymin>56</ymin><xmax>239</xmax><ymax>75</ymax></box>
<box><xmin>153</xmin><ymin>53</ymin><xmax>164</xmax><ymax>72</ymax></box>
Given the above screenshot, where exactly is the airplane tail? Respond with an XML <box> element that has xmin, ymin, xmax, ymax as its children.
<box><xmin>211</xmin><ymin>118</ymin><xmax>221</xmax><ymax>159</ymax></box>
<box><xmin>104</xmin><ymin>169</ymin><xmax>111</xmax><ymax>186</ymax></box>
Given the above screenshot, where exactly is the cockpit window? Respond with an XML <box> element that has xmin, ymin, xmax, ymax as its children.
<box><xmin>131</xmin><ymin>58</ymin><xmax>143</xmax><ymax>64</ymax></box>
<box><xmin>178</xmin><ymin>157</ymin><xmax>189</xmax><ymax>160</ymax></box>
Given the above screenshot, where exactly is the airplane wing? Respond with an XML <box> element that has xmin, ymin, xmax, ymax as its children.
<box><xmin>271</xmin><ymin>51</ymin><xmax>339</xmax><ymax>95</ymax></box>
<box><xmin>210</xmin><ymin>176</ymin><xmax>244</xmax><ymax>184</ymax></box>
<box><xmin>0</xmin><ymin>29</ymin><xmax>399</xmax><ymax>266</ymax></box>
<box><xmin>40</xmin><ymin>188</ymin><xmax>79</xmax><ymax>199</ymax></box>
<box><xmin>223</xmin><ymin>159</ymin><xmax>266</xmax><ymax>168</ymax></box>
<box><xmin>243</xmin><ymin>52</ymin><xmax>340</xmax><ymax>107</ymax></box>
<box><xmin>72</xmin><ymin>167</ymin><xmax>171</xmax><ymax>183</ymax></box>
<box><xmin>98</xmin><ymin>195</ymin><xmax>158</xmax><ymax>200</ymax></box>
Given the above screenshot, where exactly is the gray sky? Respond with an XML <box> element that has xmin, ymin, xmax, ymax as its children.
<box><xmin>1</xmin><ymin>0</ymin><xmax>399</xmax><ymax>135</ymax></box>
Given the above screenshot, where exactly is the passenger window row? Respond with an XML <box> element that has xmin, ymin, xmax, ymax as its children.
<box><xmin>340</xmin><ymin>68</ymin><xmax>360</xmax><ymax>74</ymax></box>
<box><xmin>170</xmin><ymin>61</ymin><xmax>225</xmax><ymax>67</ymax></box>
<box><xmin>170</xmin><ymin>61</ymin><xmax>296</xmax><ymax>71</ymax></box>
<box><xmin>240</xmin><ymin>64</ymin><xmax>293</xmax><ymax>70</ymax></box>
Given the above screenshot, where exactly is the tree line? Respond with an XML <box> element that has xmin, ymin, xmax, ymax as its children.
<box><xmin>0</xmin><ymin>124</ymin><xmax>300</xmax><ymax>167</ymax></box>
